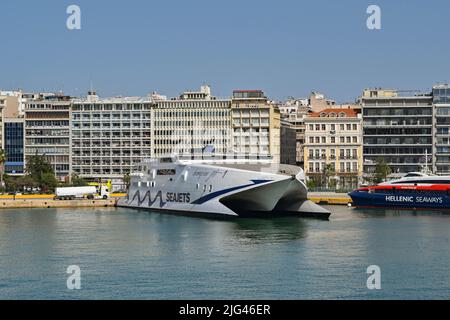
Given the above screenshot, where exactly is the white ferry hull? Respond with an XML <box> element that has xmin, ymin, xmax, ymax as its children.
<box><xmin>118</xmin><ymin>158</ymin><xmax>330</xmax><ymax>219</ymax></box>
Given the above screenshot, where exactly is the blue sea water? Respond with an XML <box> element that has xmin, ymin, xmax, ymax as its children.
<box><xmin>0</xmin><ymin>206</ymin><xmax>448</xmax><ymax>300</ymax></box>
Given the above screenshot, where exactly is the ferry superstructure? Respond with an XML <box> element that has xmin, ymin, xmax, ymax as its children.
<box><xmin>378</xmin><ymin>172</ymin><xmax>450</xmax><ymax>186</ymax></box>
<box><xmin>118</xmin><ymin>155</ymin><xmax>331</xmax><ymax>219</ymax></box>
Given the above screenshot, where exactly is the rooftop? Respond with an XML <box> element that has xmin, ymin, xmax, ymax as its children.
<box><xmin>309</xmin><ymin>108</ymin><xmax>359</xmax><ymax>118</ymax></box>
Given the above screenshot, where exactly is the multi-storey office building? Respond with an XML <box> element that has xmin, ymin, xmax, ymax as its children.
<box><xmin>71</xmin><ymin>92</ymin><xmax>152</xmax><ymax>181</ymax></box>
<box><xmin>3</xmin><ymin>118</ymin><xmax>25</xmax><ymax>175</ymax></box>
<box><xmin>0</xmin><ymin>96</ymin><xmax>5</xmax><ymax>149</ymax></box>
<box><xmin>304</xmin><ymin>108</ymin><xmax>363</xmax><ymax>189</ymax></box>
<box><xmin>153</xmin><ymin>86</ymin><xmax>232</xmax><ymax>157</ymax></box>
<box><xmin>433</xmin><ymin>84</ymin><xmax>450</xmax><ymax>174</ymax></box>
<box><xmin>25</xmin><ymin>98</ymin><xmax>72</xmax><ymax>181</ymax></box>
<box><xmin>231</xmin><ymin>90</ymin><xmax>280</xmax><ymax>162</ymax></box>
<box><xmin>361</xmin><ymin>89</ymin><xmax>433</xmax><ymax>174</ymax></box>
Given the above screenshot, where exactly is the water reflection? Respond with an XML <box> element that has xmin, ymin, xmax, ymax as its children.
<box><xmin>352</xmin><ymin>207</ymin><xmax>450</xmax><ymax>218</ymax></box>
<box><xmin>224</xmin><ymin>217</ymin><xmax>309</xmax><ymax>244</ymax></box>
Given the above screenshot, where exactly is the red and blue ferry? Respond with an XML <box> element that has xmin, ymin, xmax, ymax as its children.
<box><xmin>349</xmin><ymin>184</ymin><xmax>450</xmax><ymax>210</ymax></box>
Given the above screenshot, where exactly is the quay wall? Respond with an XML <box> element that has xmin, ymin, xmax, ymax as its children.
<box><xmin>0</xmin><ymin>199</ymin><xmax>118</xmax><ymax>209</ymax></box>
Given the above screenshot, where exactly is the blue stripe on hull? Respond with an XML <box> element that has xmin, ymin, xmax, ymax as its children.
<box><xmin>349</xmin><ymin>191</ymin><xmax>450</xmax><ymax>209</ymax></box>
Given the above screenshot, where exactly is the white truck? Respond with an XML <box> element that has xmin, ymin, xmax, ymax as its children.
<box><xmin>55</xmin><ymin>186</ymin><xmax>110</xmax><ymax>200</ymax></box>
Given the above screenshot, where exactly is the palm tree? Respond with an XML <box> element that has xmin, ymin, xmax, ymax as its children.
<box><xmin>0</xmin><ymin>149</ymin><xmax>6</xmax><ymax>189</ymax></box>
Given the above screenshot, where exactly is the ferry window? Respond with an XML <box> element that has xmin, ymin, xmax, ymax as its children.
<box><xmin>157</xmin><ymin>169</ymin><xmax>176</xmax><ymax>175</ymax></box>
<box><xmin>160</xmin><ymin>158</ymin><xmax>173</xmax><ymax>163</ymax></box>
<box><xmin>374</xmin><ymin>189</ymin><xmax>393</xmax><ymax>194</ymax></box>
<box><xmin>209</xmin><ymin>185</ymin><xmax>213</xmax><ymax>192</ymax></box>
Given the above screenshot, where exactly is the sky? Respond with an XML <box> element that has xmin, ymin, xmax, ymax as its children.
<box><xmin>0</xmin><ymin>0</ymin><xmax>449</xmax><ymax>102</ymax></box>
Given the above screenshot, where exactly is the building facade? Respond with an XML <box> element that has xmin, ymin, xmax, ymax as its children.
<box><xmin>0</xmin><ymin>96</ymin><xmax>5</xmax><ymax>149</ymax></box>
<box><xmin>231</xmin><ymin>90</ymin><xmax>280</xmax><ymax>162</ymax></box>
<box><xmin>153</xmin><ymin>86</ymin><xmax>232</xmax><ymax>157</ymax></box>
<box><xmin>25</xmin><ymin>97</ymin><xmax>72</xmax><ymax>181</ymax></box>
<box><xmin>3</xmin><ymin>118</ymin><xmax>25</xmax><ymax>175</ymax></box>
<box><xmin>304</xmin><ymin>108</ymin><xmax>363</xmax><ymax>189</ymax></box>
<box><xmin>433</xmin><ymin>84</ymin><xmax>450</xmax><ymax>174</ymax></box>
<box><xmin>279</xmin><ymin>101</ymin><xmax>310</xmax><ymax>166</ymax></box>
<box><xmin>361</xmin><ymin>89</ymin><xmax>433</xmax><ymax>174</ymax></box>
<box><xmin>71</xmin><ymin>92</ymin><xmax>152</xmax><ymax>181</ymax></box>
<box><xmin>280</xmin><ymin>120</ymin><xmax>297</xmax><ymax>165</ymax></box>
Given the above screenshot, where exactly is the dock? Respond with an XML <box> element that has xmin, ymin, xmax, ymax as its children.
<box><xmin>0</xmin><ymin>193</ymin><xmax>350</xmax><ymax>209</ymax></box>
<box><xmin>0</xmin><ymin>194</ymin><xmax>125</xmax><ymax>209</ymax></box>
<box><xmin>0</xmin><ymin>198</ymin><xmax>118</xmax><ymax>209</ymax></box>
<box><xmin>308</xmin><ymin>192</ymin><xmax>352</xmax><ymax>206</ymax></box>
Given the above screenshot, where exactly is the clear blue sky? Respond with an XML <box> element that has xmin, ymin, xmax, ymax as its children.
<box><xmin>1</xmin><ymin>0</ymin><xmax>449</xmax><ymax>102</ymax></box>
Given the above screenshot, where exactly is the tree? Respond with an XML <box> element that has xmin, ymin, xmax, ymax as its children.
<box><xmin>374</xmin><ymin>157</ymin><xmax>392</xmax><ymax>183</ymax></box>
<box><xmin>322</xmin><ymin>163</ymin><xmax>336</xmax><ymax>189</ymax></box>
<box><xmin>26</xmin><ymin>154</ymin><xmax>58</xmax><ymax>191</ymax></box>
<box><xmin>3</xmin><ymin>174</ymin><xmax>17</xmax><ymax>192</ymax></box>
<box><xmin>71</xmin><ymin>173</ymin><xmax>88</xmax><ymax>187</ymax></box>
<box><xmin>16</xmin><ymin>175</ymin><xmax>38</xmax><ymax>192</ymax></box>
<box><xmin>0</xmin><ymin>149</ymin><xmax>6</xmax><ymax>188</ymax></box>
<box><xmin>306</xmin><ymin>178</ymin><xmax>316</xmax><ymax>190</ymax></box>
<box><xmin>40</xmin><ymin>172</ymin><xmax>58</xmax><ymax>192</ymax></box>
<box><xmin>123</xmin><ymin>173</ymin><xmax>131</xmax><ymax>188</ymax></box>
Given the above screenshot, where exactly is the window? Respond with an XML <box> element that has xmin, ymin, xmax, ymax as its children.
<box><xmin>157</xmin><ymin>169</ymin><xmax>176</xmax><ymax>175</ymax></box>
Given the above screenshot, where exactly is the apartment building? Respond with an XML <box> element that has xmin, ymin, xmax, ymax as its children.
<box><xmin>304</xmin><ymin>108</ymin><xmax>363</xmax><ymax>189</ymax></box>
<box><xmin>433</xmin><ymin>84</ymin><xmax>450</xmax><ymax>174</ymax></box>
<box><xmin>71</xmin><ymin>92</ymin><xmax>152</xmax><ymax>181</ymax></box>
<box><xmin>279</xmin><ymin>101</ymin><xmax>310</xmax><ymax>166</ymax></box>
<box><xmin>361</xmin><ymin>89</ymin><xmax>433</xmax><ymax>174</ymax></box>
<box><xmin>309</xmin><ymin>92</ymin><xmax>336</xmax><ymax>112</ymax></box>
<box><xmin>25</xmin><ymin>96</ymin><xmax>72</xmax><ymax>181</ymax></box>
<box><xmin>280</xmin><ymin>120</ymin><xmax>297</xmax><ymax>165</ymax></box>
<box><xmin>153</xmin><ymin>86</ymin><xmax>232</xmax><ymax>157</ymax></box>
<box><xmin>231</xmin><ymin>90</ymin><xmax>280</xmax><ymax>162</ymax></box>
<box><xmin>0</xmin><ymin>96</ymin><xmax>5</xmax><ymax>149</ymax></box>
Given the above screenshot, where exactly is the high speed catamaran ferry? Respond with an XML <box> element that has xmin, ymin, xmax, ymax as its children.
<box><xmin>118</xmin><ymin>154</ymin><xmax>331</xmax><ymax>219</ymax></box>
<box><xmin>349</xmin><ymin>172</ymin><xmax>450</xmax><ymax>210</ymax></box>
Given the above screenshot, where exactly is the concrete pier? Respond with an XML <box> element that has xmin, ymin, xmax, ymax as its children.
<box><xmin>0</xmin><ymin>199</ymin><xmax>118</xmax><ymax>209</ymax></box>
<box><xmin>308</xmin><ymin>192</ymin><xmax>352</xmax><ymax>205</ymax></box>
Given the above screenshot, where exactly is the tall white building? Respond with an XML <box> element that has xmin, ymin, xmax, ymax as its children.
<box><xmin>71</xmin><ymin>92</ymin><xmax>152</xmax><ymax>180</ymax></box>
<box><xmin>231</xmin><ymin>90</ymin><xmax>280</xmax><ymax>162</ymax></box>
<box><xmin>153</xmin><ymin>86</ymin><xmax>232</xmax><ymax>157</ymax></box>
